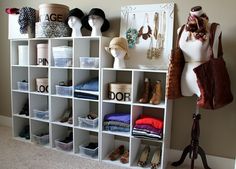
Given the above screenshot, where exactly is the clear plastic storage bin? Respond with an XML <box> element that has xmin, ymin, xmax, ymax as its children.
<box><xmin>79</xmin><ymin>144</ymin><xmax>98</xmax><ymax>157</ymax></box>
<box><xmin>52</xmin><ymin>46</ymin><xmax>72</xmax><ymax>67</ymax></box>
<box><xmin>78</xmin><ymin>117</ymin><xmax>98</xmax><ymax>128</ymax></box>
<box><xmin>54</xmin><ymin>58</ymin><xmax>72</xmax><ymax>67</ymax></box>
<box><xmin>55</xmin><ymin>85</ymin><xmax>73</xmax><ymax>96</ymax></box>
<box><xmin>33</xmin><ymin>109</ymin><xmax>49</xmax><ymax>120</ymax></box>
<box><xmin>80</xmin><ymin>57</ymin><xmax>99</xmax><ymax>68</ymax></box>
<box><xmin>32</xmin><ymin>133</ymin><xmax>49</xmax><ymax>145</ymax></box>
<box><xmin>17</xmin><ymin>81</ymin><xmax>28</xmax><ymax>91</ymax></box>
<box><xmin>55</xmin><ymin>139</ymin><xmax>73</xmax><ymax>151</ymax></box>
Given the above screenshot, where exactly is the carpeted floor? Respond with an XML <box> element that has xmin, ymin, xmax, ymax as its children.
<box><xmin>0</xmin><ymin>125</ymin><xmax>197</xmax><ymax>169</ymax></box>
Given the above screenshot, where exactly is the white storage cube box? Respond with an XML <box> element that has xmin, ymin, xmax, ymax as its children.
<box><xmin>52</xmin><ymin>46</ymin><xmax>72</xmax><ymax>67</ymax></box>
<box><xmin>33</xmin><ymin>109</ymin><xmax>49</xmax><ymax>120</ymax></box>
<box><xmin>18</xmin><ymin>45</ymin><xmax>28</xmax><ymax>65</ymax></box>
<box><xmin>80</xmin><ymin>57</ymin><xmax>99</xmax><ymax>68</ymax></box>
<box><xmin>78</xmin><ymin>117</ymin><xmax>98</xmax><ymax>128</ymax></box>
<box><xmin>8</xmin><ymin>14</ymin><xmax>34</xmax><ymax>39</ymax></box>
<box><xmin>55</xmin><ymin>85</ymin><xmax>73</xmax><ymax>96</ymax></box>
<box><xmin>17</xmin><ymin>81</ymin><xmax>28</xmax><ymax>91</ymax></box>
<box><xmin>55</xmin><ymin>139</ymin><xmax>73</xmax><ymax>151</ymax></box>
<box><xmin>79</xmin><ymin>144</ymin><xmax>98</xmax><ymax>157</ymax></box>
<box><xmin>32</xmin><ymin>134</ymin><xmax>49</xmax><ymax>145</ymax></box>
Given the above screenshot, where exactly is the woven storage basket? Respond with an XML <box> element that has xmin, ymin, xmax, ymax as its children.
<box><xmin>108</xmin><ymin>83</ymin><xmax>131</xmax><ymax>102</ymax></box>
<box><xmin>39</xmin><ymin>3</ymin><xmax>69</xmax><ymax>22</ymax></box>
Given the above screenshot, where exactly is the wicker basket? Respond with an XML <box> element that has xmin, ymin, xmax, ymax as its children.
<box><xmin>39</xmin><ymin>3</ymin><xmax>69</xmax><ymax>22</ymax></box>
<box><xmin>108</xmin><ymin>83</ymin><xmax>131</xmax><ymax>102</ymax></box>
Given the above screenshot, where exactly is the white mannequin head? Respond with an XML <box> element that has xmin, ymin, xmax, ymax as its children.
<box><xmin>88</xmin><ymin>15</ymin><xmax>104</xmax><ymax>36</ymax></box>
<box><xmin>68</xmin><ymin>16</ymin><xmax>82</xmax><ymax>37</ymax></box>
<box><xmin>110</xmin><ymin>48</ymin><xmax>126</xmax><ymax>59</ymax></box>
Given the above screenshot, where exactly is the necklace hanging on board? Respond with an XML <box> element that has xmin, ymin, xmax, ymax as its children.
<box><xmin>126</xmin><ymin>14</ymin><xmax>138</xmax><ymax>48</ymax></box>
<box><xmin>138</xmin><ymin>13</ymin><xmax>152</xmax><ymax>40</ymax></box>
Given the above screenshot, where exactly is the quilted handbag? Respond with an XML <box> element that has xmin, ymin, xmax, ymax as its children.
<box><xmin>166</xmin><ymin>25</ymin><xmax>185</xmax><ymax>99</ymax></box>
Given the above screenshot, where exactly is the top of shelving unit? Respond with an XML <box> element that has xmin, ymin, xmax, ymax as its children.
<box><xmin>10</xmin><ymin>36</ymin><xmax>111</xmax><ymax>41</ymax></box>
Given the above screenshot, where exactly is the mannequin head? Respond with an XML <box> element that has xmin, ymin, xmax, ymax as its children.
<box><xmin>68</xmin><ymin>16</ymin><xmax>82</xmax><ymax>29</ymax></box>
<box><xmin>66</xmin><ymin>8</ymin><xmax>84</xmax><ymax>37</ymax></box>
<box><xmin>110</xmin><ymin>48</ymin><xmax>127</xmax><ymax>59</ymax></box>
<box><xmin>82</xmin><ymin>8</ymin><xmax>110</xmax><ymax>36</ymax></box>
<box><xmin>88</xmin><ymin>15</ymin><xmax>104</xmax><ymax>29</ymax></box>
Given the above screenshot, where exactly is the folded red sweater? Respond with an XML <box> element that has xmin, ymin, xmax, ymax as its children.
<box><xmin>135</xmin><ymin>116</ymin><xmax>163</xmax><ymax>129</ymax></box>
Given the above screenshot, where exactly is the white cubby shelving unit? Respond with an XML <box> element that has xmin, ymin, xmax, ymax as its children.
<box><xmin>10</xmin><ymin>36</ymin><xmax>172</xmax><ymax>169</ymax></box>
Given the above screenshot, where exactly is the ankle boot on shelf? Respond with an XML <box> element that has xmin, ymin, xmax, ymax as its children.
<box><xmin>139</xmin><ymin>78</ymin><xmax>150</xmax><ymax>103</ymax></box>
<box><xmin>149</xmin><ymin>80</ymin><xmax>162</xmax><ymax>105</ymax></box>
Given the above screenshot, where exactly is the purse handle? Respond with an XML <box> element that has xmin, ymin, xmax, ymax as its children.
<box><xmin>209</xmin><ymin>23</ymin><xmax>223</xmax><ymax>59</ymax></box>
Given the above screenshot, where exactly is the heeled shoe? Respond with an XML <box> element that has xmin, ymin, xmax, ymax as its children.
<box><xmin>137</xmin><ymin>145</ymin><xmax>150</xmax><ymax>167</ymax></box>
<box><xmin>139</xmin><ymin>78</ymin><xmax>151</xmax><ymax>103</ymax></box>
<box><xmin>150</xmin><ymin>148</ymin><xmax>161</xmax><ymax>169</ymax></box>
<box><xmin>120</xmin><ymin>150</ymin><xmax>129</xmax><ymax>164</ymax></box>
<box><xmin>109</xmin><ymin>145</ymin><xmax>125</xmax><ymax>161</ymax></box>
<box><xmin>60</xmin><ymin>108</ymin><xmax>72</xmax><ymax>123</ymax></box>
<box><xmin>149</xmin><ymin>80</ymin><xmax>162</xmax><ymax>105</ymax></box>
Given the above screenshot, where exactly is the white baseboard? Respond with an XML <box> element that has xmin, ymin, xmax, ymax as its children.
<box><xmin>0</xmin><ymin>115</ymin><xmax>12</xmax><ymax>127</ymax></box>
<box><xmin>169</xmin><ymin>149</ymin><xmax>235</xmax><ymax>169</ymax></box>
<box><xmin>0</xmin><ymin>116</ymin><xmax>234</xmax><ymax>169</ymax></box>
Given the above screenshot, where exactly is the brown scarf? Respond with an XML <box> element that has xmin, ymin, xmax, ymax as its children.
<box><xmin>186</xmin><ymin>13</ymin><xmax>209</xmax><ymax>41</ymax></box>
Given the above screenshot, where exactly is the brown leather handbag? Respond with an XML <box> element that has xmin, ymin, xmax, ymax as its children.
<box><xmin>166</xmin><ymin>25</ymin><xmax>185</xmax><ymax>99</ymax></box>
<box><xmin>193</xmin><ymin>23</ymin><xmax>233</xmax><ymax>109</ymax></box>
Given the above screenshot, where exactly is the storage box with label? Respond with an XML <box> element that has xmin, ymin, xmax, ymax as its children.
<box><xmin>108</xmin><ymin>83</ymin><xmax>131</xmax><ymax>102</ymax></box>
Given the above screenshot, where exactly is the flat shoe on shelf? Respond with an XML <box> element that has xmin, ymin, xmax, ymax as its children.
<box><xmin>150</xmin><ymin>148</ymin><xmax>161</xmax><ymax>169</ymax></box>
<box><xmin>137</xmin><ymin>145</ymin><xmax>150</xmax><ymax>167</ymax></box>
<box><xmin>109</xmin><ymin>145</ymin><xmax>125</xmax><ymax>161</ymax></box>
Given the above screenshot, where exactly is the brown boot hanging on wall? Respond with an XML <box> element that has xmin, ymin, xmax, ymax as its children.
<box><xmin>139</xmin><ymin>78</ymin><xmax>150</xmax><ymax>103</ymax></box>
<box><xmin>149</xmin><ymin>80</ymin><xmax>162</xmax><ymax>105</ymax></box>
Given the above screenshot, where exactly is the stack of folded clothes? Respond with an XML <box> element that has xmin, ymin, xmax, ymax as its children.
<box><xmin>103</xmin><ymin>112</ymin><xmax>130</xmax><ymax>132</ymax></box>
<box><xmin>132</xmin><ymin>114</ymin><xmax>163</xmax><ymax>139</ymax></box>
<box><xmin>74</xmin><ymin>77</ymin><xmax>98</xmax><ymax>100</ymax></box>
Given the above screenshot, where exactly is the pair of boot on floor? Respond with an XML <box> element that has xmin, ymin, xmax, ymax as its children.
<box><xmin>139</xmin><ymin>78</ymin><xmax>162</xmax><ymax>105</ymax></box>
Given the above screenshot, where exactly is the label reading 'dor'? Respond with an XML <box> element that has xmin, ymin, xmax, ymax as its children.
<box><xmin>108</xmin><ymin>91</ymin><xmax>131</xmax><ymax>101</ymax></box>
<box><xmin>40</xmin><ymin>14</ymin><xmax>63</xmax><ymax>22</ymax></box>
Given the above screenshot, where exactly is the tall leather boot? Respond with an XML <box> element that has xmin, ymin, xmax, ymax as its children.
<box><xmin>139</xmin><ymin>78</ymin><xmax>150</xmax><ymax>103</ymax></box>
<box><xmin>149</xmin><ymin>80</ymin><xmax>162</xmax><ymax>105</ymax></box>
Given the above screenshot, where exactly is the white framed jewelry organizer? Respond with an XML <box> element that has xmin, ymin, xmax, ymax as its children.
<box><xmin>120</xmin><ymin>3</ymin><xmax>174</xmax><ymax>69</ymax></box>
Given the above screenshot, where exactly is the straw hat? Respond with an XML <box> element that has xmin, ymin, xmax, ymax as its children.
<box><xmin>105</xmin><ymin>37</ymin><xmax>129</xmax><ymax>59</ymax></box>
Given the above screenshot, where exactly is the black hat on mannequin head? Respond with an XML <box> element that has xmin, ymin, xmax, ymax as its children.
<box><xmin>82</xmin><ymin>8</ymin><xmax>110</xmax><ymax>32</ymax></box>
<box><xmin>66</xmin><ymin>8</ymin><xmax>84</xmax><ymax>23</ymax></box>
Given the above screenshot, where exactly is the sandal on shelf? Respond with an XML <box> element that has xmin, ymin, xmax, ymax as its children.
<box><xmin>150</xmin><ymin>148</ymin><xmax>161</xmax><ymax>169</ymax></box>
<box><xmin>137</xmin><ymin>145</ymin><xmax>150</xmax><ymax>167</ymax></box>
<box><xmin>120</xmin><ymin>150</ymin><xmax>129</xmax><ymax>164</ymax></box>
<box><xmin>109</xmin><ymin>145</ymin><xmax>125</xmax><ymax>161</ymax></box>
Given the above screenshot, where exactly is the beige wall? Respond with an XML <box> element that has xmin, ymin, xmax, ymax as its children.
<box><xmin>0</xmin><ymin>0</ymin><xmax>235</xmax><ymax>159</ymax></box>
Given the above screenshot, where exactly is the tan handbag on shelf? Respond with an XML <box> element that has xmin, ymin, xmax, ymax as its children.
<box><xmin>166</xmin><ymin>25</ymin><xmax>185</xmax><ymax>99</ymax></box>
